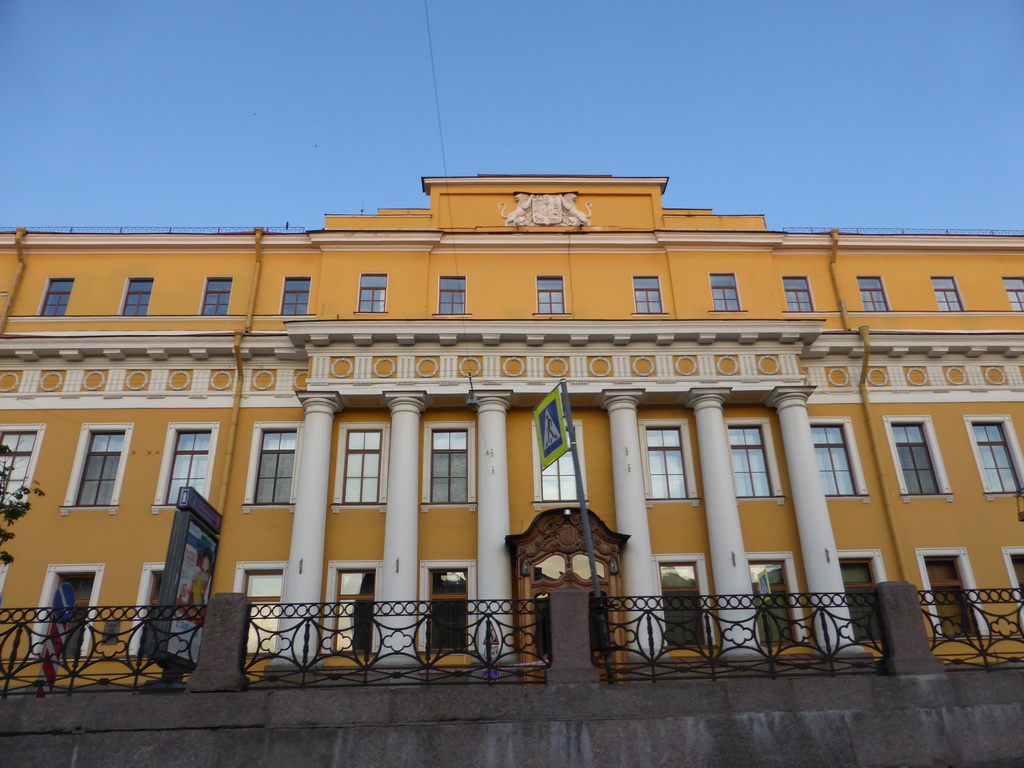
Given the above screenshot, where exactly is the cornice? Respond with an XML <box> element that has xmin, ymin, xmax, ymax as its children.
<box><xmin>421</xmin><ymin>176</ymin><xmax>669</xmax><ymax>193</ymax></box>
<box><xmin>0</xmin><ymin>331</ymin><xmax>302</xmax><ymax>362</ymax></box>
<box><xmin>0</xmin><ymin>233</ymin><xmax>317</xmax><ymax>256</ymax></box>
<box><xmin>307</xmin><ymin>230</ymin><xmax>443</xmax><ymax>252</ymax></box>
<box><xmin>656</xmin><ymin>231</ymin><xmax>785</xmax><ymax>250</ymax></box>
<box><xmin>802</xmin><ymin>330</ymin><xmax>1024</xmax><ymax>360</ymax></box>
<box><xmin>777</xmin><ymin>231</ymin><xmax>1024</xmax><ymax>255</ymax></box>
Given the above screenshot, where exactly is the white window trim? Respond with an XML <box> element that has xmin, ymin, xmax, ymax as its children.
<box><xmin>638</xmin><ymin>420</ymin><xmax>698</xmax><ymax>503</ymax></box>
<box><xmin>809</xmin><ymin>417</ymin><xmax>869</xmax><ymax>497</ymax></box>
<box><xmin>233</xmin><ymin>560</ymin><xmax>289</xmax><ymax>594</ymax></box>
<box><xmin>0</xmin><ymin>563</ymin><xmax>7</xmax><ymax>597</ymax></box>
<box><xmin>963</xmin><ymin>415</ymin><xmax>1024</xmax><ymax>496</ymax></box>
<box><xmin>916</xmin><ymin>546</ymin><xmax>982</xmax><ymax>636</ymax></box>
<box><xmin>326</xmin><ymin>559</ymin><xmax>384</xmax><ymax>652</ymax></box>
<box><xmin>356</xmin><ymin>273</ymin><xmax>389</xmax><ymax>314</ymax></box>
<box><xmin>418</xmin><ymin>559</ymin><xmax>477</xmax><ymax>652</ymax></box>
<box><xmin>334</xmin><ymin>422</ymin><xmax>391</xmax><ymax>507</ymax></box>
<box><xmin>0</xmin><ymin>423</ymin><xmax>47</xmax><ymax>491</ymax></box>
<box><xmin>153</xmin><ymin>422</ymin><xmax>221</xmax><ymax>505</ymax></box>
<box><xmin>883</xmin><ymin>416</ymin><xmax>952</xmax><ymax>497</ymax></box>
<box><xmin>747</xmin><ymin>551</ymin><xmax>804</xmax><ymax>640</ymax></box>
<box><xmin>724</xmin><ymin>418</ymin><xmax>784</xmax><ymax>501</ymax></box>
<box><xmin>837</xmin><ymin>549</ymin><xmax>887</xmax><ymax>584</ymax></box>
<box><xmin>654</xmin><ymin>553</ymin><xmax>710</xmax><ymax>599</ymax></box>
<box><xmin>1001</xmin><ymin>547</ymin><xmax>1024</xmax><ymax>588</ymax></box>
<box><xmin>243</xmin><ymin>421</ymin><xmax>303</xmax><ymax>506</ymax></box>
<box><xmin>36</xmin><ymin>563</ymin><xmax>106</xmax><ymax>656</ymax></box>
<box><xmin>532</xmin><ymin>419</ymin><xmax>588</xmax><ymax>507</ymax></box>
<box><xmin>129</xmin><ymin>562</ymin><xmax>164</xmax><ymax>654</ymax></box>
<box><xmin>421</xmin><ymin>421</ymin><xmax>476</xmax><ymax>506</ymax></box>
<box><xmin>63</xmin><ymin>423</ymin><xmax>134</xmax><ymax>508</ymax></box>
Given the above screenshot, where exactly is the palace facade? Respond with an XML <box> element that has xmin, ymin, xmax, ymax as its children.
<box><xmin>1</xmin><ymin>174</ymin><xmax>1023</xmax><ymax>617</ymax></box>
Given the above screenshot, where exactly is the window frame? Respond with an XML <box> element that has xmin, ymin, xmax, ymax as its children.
<box><xmin>781</xmin><ymin>276</ymin><xmax>814</xmax><ymax>312</ymax></box>
<box><xmin>536</xmin><ymin>276</ymin><xmax>566</xmax><ymax>315</ymax></box>
<box><xmin>808</xmin><ymin>418</ymin><xmax>869</xmax><ymax>497</ymax></box>
<box><xmin>421</xmin><ymin>422</ymin><xmax>476</xmax><ymax>506</ymax></box>
<box><xmin>632</xmin><ymin>276</ymin><xmax>664</xmax><ymax>315</ymax></box>
<box><xmin>724</xmin><ymin>419</ymin><xmax>783</xmax><ymax>500</ymax></box>
<box><xmin>747</xmin><ymin>552</ymin><xmax>804</xmax><ymax>642</ymax></box>
<box><xmin>39</xmin><ymin>278</ymin><xmax>74</xmax><ymax>316</ymax></box>
<box><xmin>1000</xmin><ymin>547</ymin><xmax>1024</xmax><ymax>589</ymax></box>
<box><xmin>36</xmin><ymin>563</ymin><xmax>105</xmax><ymax>656</ymax></box>
<box><xmin>63</xmin><ymin>424</ymin><xmax>134</xmax><ymax>509</ymax></box>
<box><xmin>437</xmin><ymin>276</ymin><xmax>467</xmax><ymax>315</ymax></box>
<box><xmin>916</xmin><ymin>547</ymin><xmax>980</xmax><ymax>637</ymax></box>
<box><xmin>357</xmin><ymin>273</ymin><xmax>388</xmax><ymax>314</ymax></box>
<box><xmin>931</xmin><ymin>276</ymin><xmax>964</xmax><ymax>312</ymax></box>
<box><xmin>243</xmin><ymin>422</ymin><xmax>303</xmax><ymax>507</ymax></box>
<box><xmin>637</xmin><ymin>420</ymin><xmax>697</xmax><ymax>502</ymax></box>
<box><xmin>0</xmin><ymin>424</ymin><xmax>46</xmax><ymax>497</ymax></box>
<box><xmin>120</xmin><ymin>278</ymin><xmax>154</xmax><ymax>316</ymax></box>
<box><xmin>129</xmin><ymin>562</ymin><xmax>164</xmax><ymax>655</ymax></box>
<box><xmin>857</xmin><ymin>276</ymin><xmax>890</xmax><ymax>312</ymax></box>
<box><xmin>200</xmin><ymin>277</ymin><xmax>233</xmax><ymax>316</ymax></box>
<box><xmin>153</xmin><ymin>423</ymin><xmax>220</xmax><ymax>506</ymax></box>
<box><xmin>326</xmin><ymin>559</ymin><xmax>383</xmax><ymax>654</ymax></box>
<box><xmin>531</xmin><ymin>419</ymin><xmax>587</xmax><ymax>507</ymax></box>
<box><xmin>655</xmin><ymin>554</ymin><xmax>710</xmax><ymax>648</ymax></box>
<box><xmin>963</xmin><ymin>415</ymin><xmax>1024</xmax><ymax>495</ymax></box>
<box><xmin>333</xmin><ymin>423</ymin><xmax>391</xmax><ymax>507</ymax></box>
<box><xmin>883</xmin><ymin>416</ymin><xmax>951</xmax><ymax>497</ymax></box>
<box><xmin>417</xmin><ymin>559</ymin><xmax>477</xmax><ymax>652</ymax></box>
<box><xmin>709</xmin><ymin>273</ymin><xmax>741</xmax><ymax>312</ymax></box>
<box><xmin>280</xmin><ymin>276</ymin><xmax>312</xmax><ymax>315</ymax></box>
<box><xmin>1003</xmin><ymin>277</ymin><xmax>1024</xmax><ymax>312</ymax></box>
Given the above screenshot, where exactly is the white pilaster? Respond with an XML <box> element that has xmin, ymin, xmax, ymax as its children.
<box><xmin>687</xmin><ymin>389</ymin><xmax>752</xmax><ymax>597</ymax></box>
<box><xmin>380</xmin><ymin>392</ymin><xmax>426</xmax><ymax>604</ymax></box>
<box><xmin>281</xmin><ymin>392</ymin><xmax>341</xmax><ymax>604</ymax></box>
<box><xmin>475</xmin><ymin>392</ymin><xmax>512</xmax><ymax>603</ymax></box>
<box><xmin>602</xmin><ymin>390</ymin><xmax>659</xmax><ymax>598</ymax></box>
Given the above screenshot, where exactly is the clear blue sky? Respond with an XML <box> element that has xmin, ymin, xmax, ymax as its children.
<box><xmin>2</xmin><ymin>1</ymin><xmax>1022</xmax><ymax>230</ymax></box>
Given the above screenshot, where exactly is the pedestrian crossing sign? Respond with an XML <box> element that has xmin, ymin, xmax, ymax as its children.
<box><xmin>534</xmin><ymin>386</ymin><xmax>569</xmax><ymax>469</ymax></box>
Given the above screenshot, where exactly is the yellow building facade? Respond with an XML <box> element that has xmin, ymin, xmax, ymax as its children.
<box><xmin>1</xmin><ymin>174</ymin><xmax>1023</xmax><ymax>617</ymax></box>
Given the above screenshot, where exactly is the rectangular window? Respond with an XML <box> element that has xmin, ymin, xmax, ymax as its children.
<box><xmin>970</xmin><ymin>422</ymin><xmax>1021</xmax><ymax>493</ymax></box>
<box><xmin>857</xmin><ymin>276</ymin><xmax>889</xmax><ymax>311</ymax></box>
<box><xmin>429</xmin><ymin>569</ymin><xmax>468</xmax><ymax>650</ymax></box>
<box><xmin>1003</xmin><ymin>278</ymin><xmax>1024</xmax><ymax>311</ymax></box>
<box><xmin>165</xmin><ymin>431</ymin><xmax>212</xmax><ymax>503</ymax></box>
<box><xmin>56</xmin><ymin>573</ymin><xmax>96</xmax><ymax>659</ymax></box>
<box><xmin>749</xmin><ymin>562</ymin><xmax>794</xmax><ymax>645</ymax></box>
<box><xmin>343</xmin><ymin>430</ymin><xmax>383</xmax><ymax>504</ymax></box>
<box><xmin>202</xmin><ymin>278</ymin><xmax>232</xmax><ymax>315</ymax></box>
<box><xmin>41</xmin><ymin>278</ymin><xmax>74</xmax><ymax>316</ymax></box>
<box><xmin>438</xmin><ymin>277</ymin><xmax>466</xmax><ymax>315</ymax></box>
<box><xmin>537</xmin><ymin>276</ymin><xmax>565</xmax><ymax>314</ymax></box>
<box><xmin>660</xmin><ymin>564</ymin><xmax>702</xmax><ymax>647</ymax></box>
<box><xmin>839</xmin><ymin>559</ymin><xmax>879</xmax><ymax>641</ymax></box>
<box><xmin>1011</xmin><ymin>555</ymin><xmax>1024</xmax><ymax>590</ymax></box>
<box><xmin>633</xmin><ymin>276</ymin><xmax>663</xmax><ymax>314</ymax></box>
<box><xmin>729</xmin><ymin>426</ymin><xmax>772</xmax><ymax>497</ymax></box>
<box><xmin>358</xmin><ymin>274</ymin><xmax>387</xmax><ymax>313</ymax></box>
<box><xmin>891</xmin><ymin>423</ymin><xmax>939</xmax><ymax>495</ymax></box>
<box><xmin>76</xmin><ymin>432</ymin><xmax>126</xmax><ymax>506</ymax></box>
<box><xmin>645</xmin><ymin>427</ymin><xmax>686</xmax><ymax>499</ymax></box>
<box><xmin>931</xmin><ymin>276</ymin><xmax>963</xmax><ymax>312</ymax></box>
<box><xmin>430</xmin><ymin>430</ymin><xmax>468</xmax><ymax>503</ymax></box>
<box><xmin>710</xmin><ymin>274</ymin><xmax>740</xmax><ymax>311</ymax></box>
<box><xmin>245</xmin><ymin>570</ymin><xmax>284</xmax><ymax>654</ymax></box>
<box><xmin>0</xmin><ymin>431</ymin><xmax>38</xmax><ymax>495</ymax></box>
<box><xmin>255</xmin><ymin>430</ymin><xmax>296</xmax><ymax>504</ymax></box>
<box><xmin>121</xmin><ymin>278</ymin><xmax>153</xmax><ymax>316</ymax></box>
<box><xmin>337</xmin><ymin>570</ymin><xmax>375</xmax><ymax>653</ymax></box>
<box><xmin>782</xmin><ymin>277</ymin><xmax>813</xmax><ymax>312</ymax></box>
<box><xmin>281</xmin><ymin>277</ymin><xmax>311</xmax><ymax>315</ymax></box>
<box><xmin>541</xmin><ymin>453</ymin><xmax>577</xmax><ymax>502</ymax></box>
<box><xmin>811</xmin><ymin>425</ymin><xmax>856</xmax><ymax>496</ymax></box>
<box><xmin>924</xmin><ymin>557</ymin><xmax>975</xmax><ymax>637</ymax></box>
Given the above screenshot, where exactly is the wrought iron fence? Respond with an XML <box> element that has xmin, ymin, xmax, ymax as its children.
<box><xmin>0</xmin><ymin>605</ymin><xmax>204</xmax><ymax>697</ymax></box>
<box><xmin>590</xmin><ymin>593</ymin><xmax>885</xmax><ymax>681</ymax></box>
<box><xmin>920</xmin><ymin>588</ymin><xmax>1024</xmax><ymax>670</ymax></box>
<box><xmin>244</xmin><ymin>599</ymin><xmax>549</xmax><ymax>687</ymax></box>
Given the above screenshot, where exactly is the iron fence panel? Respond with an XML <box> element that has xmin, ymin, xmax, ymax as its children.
<box><xmin>920</xmin><ymin>588</ymin><xmax>1024</xmax><ymax>670</ymax></box>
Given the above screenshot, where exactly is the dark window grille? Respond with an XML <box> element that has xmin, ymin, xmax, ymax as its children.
<box><xmin>891</xmin><ymin>423</ymin><xmax>939</xmax><ymax>494</ymax></box>
<box><xmin>931</xmin><ymin>276</ymin><xmax>964</xmax><ymax>311</ymax></box>
<box><xmin>76</xmin><ymin>432</ymin><xmax>125</xmax><ymax>506</ymax></box>
<box><xmin>358</xmin><ymin>274</ymin><xmax>387</xmax><ymax>313</ymax></box>
<box><xmin>710</xmin><ymin>274</ymin><xmax>740</xmax><ymax>311</ymax></box>
<box><xmin>633</xmin><ymin>276</ymin><xmax>663</xmax><ymax>314</ymax></box>
<box><xmin>811</xmin><ymin>425</ymin><xmax>856</xmax><ymax>495</ymax></box>
<box><xmin>782</xmin><ymin>276</ymin><xmax>813</xmax><ymax>311</ymax></box>
<box><xmin>729</xmin><ymin>426</ymin><xmax>772</xmax><ymax>497</ymax></box>
<box><xmin>202</xmin><ymin>278</ymin><xmax>232</xmax><ymax>315</ymax></box>
<box><xmin>281</xmin><ymin>277</ymin><xmax>311</xmax><ymax>315</ymax></box>
<box><xmin>255</xmin><ymin>430</ymin><xmax>296</xmax><ymax>504</ymax></box>
<box><xmin>537</xmin><ymin>277</ymin><xmax>565</xmax><ymax>314</ymax></box>
<box><xmin>122</xmin><ymin>278</ymin><xmax>153</xmax><ymax>316</ymax></box>
<box><xmin>438</xmin><ymin>277</ymin><xmax>466</xmax><ymax>314</ymax></box>
<box><xmin>857</xmin><ymin>276</ymin><xmax>889</xmax><ymax>311</ymax></box>
<box><xmin>41</xmin><ymin>279</ymin><xmax>73</xmax><ymax>316</ymax></box>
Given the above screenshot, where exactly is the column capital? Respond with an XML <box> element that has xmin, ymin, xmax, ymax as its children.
<box><xmin>296</xmin><ymin>391</ymin><xmax>342</xmax><ymax>416</ymax></box>
<box><xmin>685</xmin><ymin>387</ymin><xmax>731</xmax><ymax>411</ymax></box>
<box><xmin>766</xmin><ymin>386</ymin><xmax>816</xmax><ymax>411</ymax></box>
<box><xmin>600</xmin><ymin>389</ymin><xmax>644</xmax><ymax>413</ymax></box>
<box><xmin>385</xmin><ymin>391</ymin><xmax>426</xmax><ymax>415</ymax></box>
<box><xmin>475</xmin><ymin>390</ymin><xmax>511</xmax><ymax>415</ymax></box>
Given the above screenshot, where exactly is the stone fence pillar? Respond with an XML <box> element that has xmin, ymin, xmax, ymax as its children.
<box><xmin>876</xmin><ymin>581</ymin><xmax>944</xmax><ymax>676</ymax></box>
<box><xmin>186</xmin><ymin>592</ymin><xmax>249</xmax><ymax>693</ymax></box>
<box><xmin>547</xmin><ymin>589</ymin><xmax>600</xmax><ymax>685</ymax></box>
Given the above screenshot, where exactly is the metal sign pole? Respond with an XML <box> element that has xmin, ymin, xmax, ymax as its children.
<box><xmin>558</xmin><ymin>380</ymin><xmax>601</xmax><ymax>600</ymax></box>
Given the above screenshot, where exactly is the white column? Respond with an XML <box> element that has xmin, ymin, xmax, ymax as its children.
<box><xmin>687</xmin><ymin>389</ymin><xmax>752</xmax><ymax>597</ymax></box>
<box><xmin>379</xmin><ymin>392</ymin><xmax>426</xmax><ymax>604</ymax></box>
<box><xmin>281</xmin><ymin>392</ymin><xmax>340</xmax><ymax>604</ymax></box>
<box><xmin>602</xmin><ymin>390</ymin><xmax>659</xmax><ymax>598</ymax></box>
<box><xmin>475</xmin><ymin>392</ymin><xmax>512</xmax><ymax>603</ymax></box>
<box><xmin>768</xmin><ymin>387</ymin><xmax>847</xmax><ymax>595</ymax></box>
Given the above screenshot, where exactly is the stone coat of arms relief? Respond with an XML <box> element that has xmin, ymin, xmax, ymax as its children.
<box><xmin>499</xmin><ymin>192</ymin><xmax>592</xmax><ymax>227</ymax></box>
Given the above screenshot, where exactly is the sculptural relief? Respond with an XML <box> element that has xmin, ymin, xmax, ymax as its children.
<box><xmin>499</xmin><ymin>193</ymin><xmax>593</xmax><ymax>226</ymax></box>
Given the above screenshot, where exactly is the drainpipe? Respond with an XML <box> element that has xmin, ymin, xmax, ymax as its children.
<box><xmin>215</xmin><ymin>228</ymin><xmax>264</xmax><ymax>511</ymax></box>
<box><xmin>0</xmin><ymin>228</ymin><xmax>28</xmax><ymax>334</ymax></box>
<box><xmin>828</xmin><ymin>228</ymin><xmax>851</xmax><ymax>331</ymax></box>
<box><xmin>857</xmin><ymin>325</ymin><xmax>908</xmax><ymax>580</ymax></box>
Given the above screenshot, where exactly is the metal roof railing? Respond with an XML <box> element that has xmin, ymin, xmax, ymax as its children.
<box><xmin>0</xmin><ymin>226</ymin><xmax>307</xmax><ymax>235</ymax></box>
